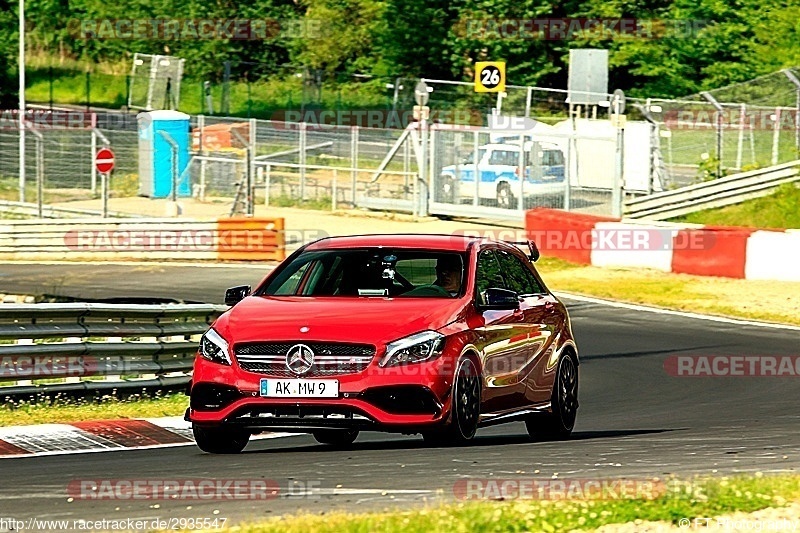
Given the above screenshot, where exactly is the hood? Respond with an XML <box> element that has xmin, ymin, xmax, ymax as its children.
<box><xmin>216</xmin><ymin>295</ymin><xmax>466</xmax><ymax>346</ymax></box>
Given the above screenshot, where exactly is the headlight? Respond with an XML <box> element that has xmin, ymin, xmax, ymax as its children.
<box><xmin>199</xmin><ymin>328</ymin><xmax>231</xmax><ymax>366</ymax></box>
<box><xmin>380</xmin><ymin>331</ymin><xmax>446</xmax><ymax>367</ymax></box>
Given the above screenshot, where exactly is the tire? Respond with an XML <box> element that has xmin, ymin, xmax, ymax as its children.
<box><xmin>192</xmin><ymin>424</ymin><xmax>250</xmax><ymax>454</ymax></box>
<box><xmin>439</xmin><ymin>175</ymin><xmax>456</xmax><ymax>203</ymax></box>
<box><xmin>496</xmin><ymin>182</ymin><xmax>515</xmax><ymax>209</ymax></box>
<box><xmin>312</xmin><ymin>429</ymin><xmax>359</xmax><ymax>447</ymax></box>
<box><xmin>422</xmin><ymin>357</ymin><xmax>481</xmax><ymax>445</ymax></box>
<box><xmin>526</xmin><ymin>354</ymin><xmax>579</xmax><ymax>440</ymax></box>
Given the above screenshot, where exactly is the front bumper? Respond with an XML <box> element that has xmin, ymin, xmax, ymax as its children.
<box><xmin>188</xmin><ymin>354</ymin><xmax>456</xmax><ymax>432</ymax></box>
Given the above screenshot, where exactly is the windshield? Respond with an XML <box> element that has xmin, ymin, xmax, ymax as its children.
<box><xmin>259</xmin><ymin>249</ymin><xmax>467</xmax><ymax>298</ymax></box>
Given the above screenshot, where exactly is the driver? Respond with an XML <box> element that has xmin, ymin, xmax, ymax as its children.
<box><xmin>435</xmin><ymin>255</ymin><xmax>463</xmax><ymax>295</ymax></box>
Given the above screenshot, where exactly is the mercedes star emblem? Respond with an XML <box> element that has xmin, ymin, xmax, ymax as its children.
<box><xmin>286</xmin><ymin>344</ymin><xmax>315</xmax><ymax>375</ymax></box>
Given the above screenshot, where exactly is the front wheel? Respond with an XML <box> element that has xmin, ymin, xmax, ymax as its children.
<box><xmin>422</xmin><ymin>357</ymin><xmax>481</xmax><ymax>445</ymax></box>
<box><xmin>193</xmin><ymin>424</ymin><xmax>250</xmax><ymax>454</ymax></box>
<box><xmin>312</xmin><ymin>429</ymin><xmax>359</xmax><ymax>447</ymax></box>
<box><xmin>526</xmin><ymin>354</ymin><xmax>579</xmax><ymax>440</ymax></box>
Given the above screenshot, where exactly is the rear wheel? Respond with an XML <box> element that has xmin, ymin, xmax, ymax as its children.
<box><xmin>312</xmin><ymin>429</ymin><xmax>359</xmax><ymax>447</ymax></box>
<box><xmin>496</xmin><ymin>183</ymin><xmax>515</xmax><ymax>209</ymax></box>
<box><xmin>526</xmin><ymin>354</ymin><xmax>579</xmax><ymax>440</ymax></box>
<box><xmin>192</xmin><ymin>424</ymin><xmax>250</xmax><ymax>454</ymax></box>
<box><xmin>422</xmin><ymin>357</ymin><xmax>481</xmax><ymax>445</ymax></box>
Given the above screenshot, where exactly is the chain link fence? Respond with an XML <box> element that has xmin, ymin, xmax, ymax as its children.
<box><xmin>3</xmin><ymin>67</ymin><xmax>797</xmax><ymax>218</ymax></box>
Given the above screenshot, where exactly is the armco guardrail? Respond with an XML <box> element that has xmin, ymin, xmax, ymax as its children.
<box><xmin>0</xmin><ymin>303</ymin><xmax>227</xmax><ymax>398</ymax></box>
<box><xmin>625</xmin><ymin>160</ymin><xmax>800</xmax><ymax>220</ymax></box>
<box><xmin>0</xmin><ymin>217</ymin><xmax>286</xmax><ymax>261</ymax></box>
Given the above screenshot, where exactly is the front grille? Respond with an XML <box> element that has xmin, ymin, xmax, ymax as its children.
<box><xmin>234</xmin><ymin>341</ymin><xmax>376</xmax><ymax>377</ymax></box>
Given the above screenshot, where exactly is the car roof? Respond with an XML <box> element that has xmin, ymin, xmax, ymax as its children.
<box><xmin>305</xmin><ymin>234</ymin><xmax>484</xmax><ymax>252</ymax></box>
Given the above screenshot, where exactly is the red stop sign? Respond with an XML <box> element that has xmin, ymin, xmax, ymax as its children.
<box><xmin>95</xmin><ymin>147</ymin><xmax>115</xmax><ymax>173</ymax></box>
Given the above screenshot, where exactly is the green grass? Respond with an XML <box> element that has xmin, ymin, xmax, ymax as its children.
<box><xmin>210</xmin><ymin>474</ymin><xmax>800</xmax><ymax>532</ymax></box>
<box><xmin>268</xmin><ymin>194</ymin><xmax>334</xmax><ymax>210</ymax></box>
<box><xmin>0</xmin><ymin>392</ymin><xmax>188</xmax><ymax>426</ymax></box>
<box><xmin>670</xmin><ymin>182</ymin><xmax>800</xmax><ymax>229</ymax></box>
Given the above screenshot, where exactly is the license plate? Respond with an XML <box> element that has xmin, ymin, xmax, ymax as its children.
<box><xmin>260</xmin><ymin>379</ymin><xmax>339</xmax><ymax>398</ymax></box>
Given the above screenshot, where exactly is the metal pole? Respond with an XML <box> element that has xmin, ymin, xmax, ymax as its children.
<box><xmin>91</xmin><ymin>128</ymin><xmax>98</xmax><ymax>194</ymax></box>
<box><xmin>701</xmin><ymin>92</ymin><xmax>724</xmax><ymax>177</ymax></box>
<box><xmin>473</xmin><ymin>130</ymin><xmax>479</xmax><ymax>207</ymax></box>
<box><xmin>265</xmin><ymin>164</ymin><xmax>271</xmax><ymax>206</ymax></box>
<box><xmin>198</xmin><ymin>115</ymin><xmax>206</xmax><ymax>201</ymax></box>
<box><xmin>246</xmin><ymin>147</ymin><xmax>253</xmax><ymax>215</ymax></box>
<box><xmin>782</xmin><ymin>69</ymin><xmax>800</xmax><ymax>154</ymax></box>
<box><xmin>563</xmin><ymin>132</ymin><xmax>571</xmax><ymax>211</ymax></box>
<box><xmin>18</xmin><ymin>0</ymin><xmax>26</xmax><ymax>203</ymax></box>
<box><xmin>736</xmin><ymin>104</ymin><xmax>745</xmax><ymax>170</ymax></box>
<box><xmin>351</xmin><ymin>126</ymin><xmax>358</xmax><ymax>206</ymax></box>
<box><xmin>299</xmin><ymin>122</ymin><xmax>307</xmax><ymax>201</ymax></box>
<box><xmin>524</xmin><ymin>86</ymin><xmax>533</xmax><ymax>118</ymax></box>
<box><xmin>249</xmin><ymin>118</ymin><xmax>256</xmax><ymax>215</ymax></box>
<box><xmin>102</xmin><ymin>172</ymin><xmax>109</xmax><ymax>218</ymax></box>
<box><xmin>517</xmin><ymin>133</ymin><xmax>525</xmax><ymax>211</ymax></box>
<box><xmin>772</xmin><ymin>107</ymin><xmax>781</xmax><ymax>166</ymax></box>
<box><xmin>419</xmin><ymin>117</ymin><xmax>428</xmax><ymax>217</ymax></box>
<box><xmin>332</xmin><ymin>168</ymin><xmax>338</xmax><ymax>211</ymax></box>
<box><xmin>36</xmin><ymin>135</ymin><xmax>42</xmax><ymax>218</ymax></box>
<box><xmin>612</xmin><ymin>95</ymin><xmax>624</xmax><ymax>217</ymax></box>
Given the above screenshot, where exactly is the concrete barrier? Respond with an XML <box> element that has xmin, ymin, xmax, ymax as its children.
<box><xmin>0</xmin><ymin>217</ymin><xmax>286</xmax><ymax>262</ymax></box>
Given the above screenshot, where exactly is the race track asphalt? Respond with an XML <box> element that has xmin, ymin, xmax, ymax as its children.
<box><xmin>0</xmin><ymin>262</ymin><xmax>798</xmax><ymax>527</ymax></box>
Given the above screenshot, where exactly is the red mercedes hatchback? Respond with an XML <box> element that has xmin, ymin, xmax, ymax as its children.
<box><xmin>188</xmin><ymin>234</ymin><xmax>579</xmax><ymax>453</ymax></box>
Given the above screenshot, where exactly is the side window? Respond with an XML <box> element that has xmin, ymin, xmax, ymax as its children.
<box><xmin>475</xmin><ymin>249</ymin><xmax>505</xmax><ymax>303</ymax></box>
<box><xmin>489</xmin><ymin>150</ymin><xmax>517</xmax><ymax>166</ymax></box>
<box><xmin>495</xmin><ymin>250</ymin><xmax>544</xmax><ymax>295</ymax></box>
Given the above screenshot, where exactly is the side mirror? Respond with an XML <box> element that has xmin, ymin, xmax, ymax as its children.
<box><xmin>529</xmin><ymin>240</ymin><xmax>540</xmax><ymax>262</ymax></box>
<box><xmin>479</xmin><ymin>287</ymin><xmax>520</xmax><ymax>311</ymax></box>
<box><xmin>225</xmin><ymin>285</ymin><xmax>251</xmax><ymax>306</ymax></box>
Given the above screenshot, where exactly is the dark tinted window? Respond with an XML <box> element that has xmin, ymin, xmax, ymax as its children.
<box><xmin>495</xmin><ymin>249</ymin><xmax>544</xmax><ymax>295</ymax></box>
<box><xmin>475</xmin><ymin>249</ymin><xmax>505</xmax><ymax>304</ymax></box>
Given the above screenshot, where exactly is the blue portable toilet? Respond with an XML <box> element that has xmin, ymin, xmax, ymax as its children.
<box><xmin>137</xmin><ymin>110</ymin><xmax>191</xmax><ymax>198</ymax></box>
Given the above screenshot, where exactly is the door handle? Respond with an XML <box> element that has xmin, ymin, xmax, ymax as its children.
<box><xmin>544</xmin><ymin>301</ymin><xmax>555</xmax><ymax>311</ymax></box>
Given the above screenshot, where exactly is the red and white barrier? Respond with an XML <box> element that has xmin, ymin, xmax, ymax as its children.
<box><xmin>526</xmin><ymin>208</ymin><xmax>800</xmax><ymax>282</ymax></box>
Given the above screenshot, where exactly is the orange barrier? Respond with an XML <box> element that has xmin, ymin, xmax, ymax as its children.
<box><xmin>216</xmin><ymin>217</ymin><xmax>285</xmax><ymax>261</ymax></box>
